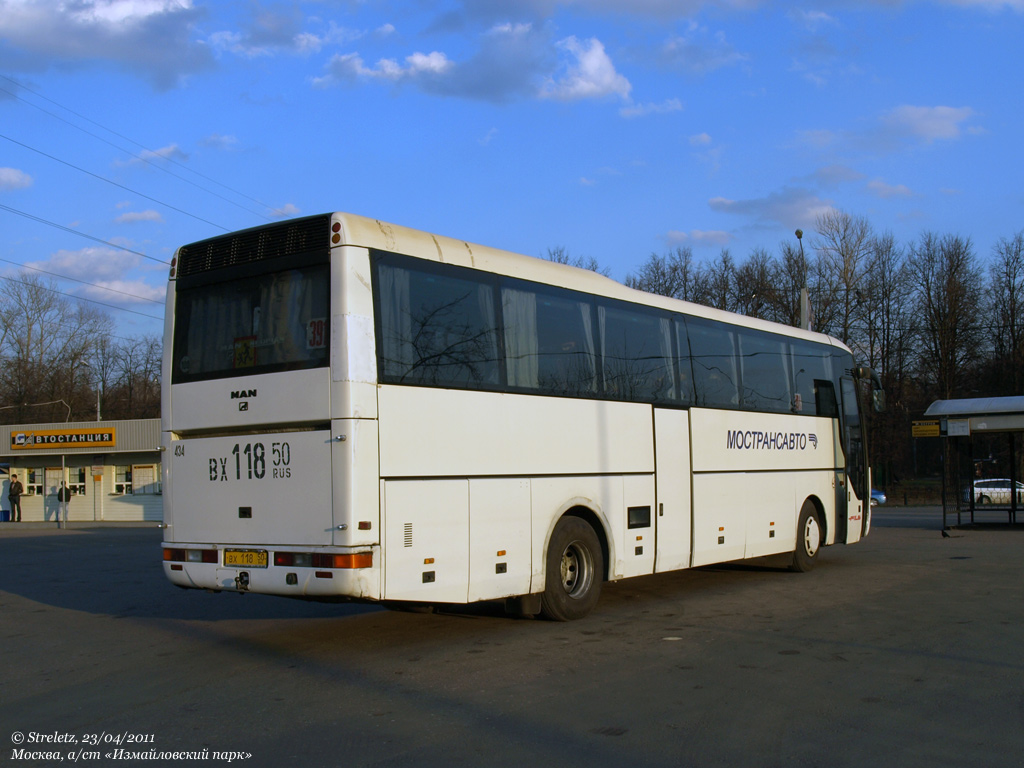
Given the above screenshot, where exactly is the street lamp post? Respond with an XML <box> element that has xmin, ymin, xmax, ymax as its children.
<box><xmin>796</xmin><ymin>229</ymin><xmax>812</xmax><ymax>331</ymax></box>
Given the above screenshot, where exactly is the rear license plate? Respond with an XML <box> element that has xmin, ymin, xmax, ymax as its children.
<box><xmin>223</xmin><ymin>549</ymin><xmax>268</xmax><ymax>568</ymax></box>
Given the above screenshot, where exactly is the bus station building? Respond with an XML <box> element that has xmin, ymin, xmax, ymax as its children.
<box><xmin>0</xmin><ymin>419</ymin><xmax>162</xmax><ymax>524</ymax></box>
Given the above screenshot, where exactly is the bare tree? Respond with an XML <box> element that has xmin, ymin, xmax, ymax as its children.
<box><xmin>624</xmin><ymin>246</ymin><xmax>705</xmax><ymax>301</ymax></box>
<box><xmin>705</xmin><ymin>249</ymin><xmax>737</xmax><ymax>312</ymax></box>
<box><xmin>104</xmin><ymin>335</ymin><xmax>162</xmax><ymax>420</ymax></box>
<box><xmin>862</xmin><ymin>233</ymin><xmax>916</xmax><ymax>486</ymax></box>
<box><xmin>0</xmin><ymin>273</ymin><xmax>112</xmax><ymax>423</ymax></box>
<box><xmin>811</xmin><ymin>210</ymin><xmax>874</xmax><ymax>346</ymax></box>
<box><xmin>908</xmin><ymin>232</ymin><xmax>985</xmax><ymax>399</ymax></box>
<box><xmin>546</xmin><ymin>247</ymin><xmax>610</xmax><ymax>277</ymax></box>
<box><xmin>734</xmin><ymin>247</ymin><xmax>777</xmax><ymax>321</ymax></box>
<box><xmin>772</xmin><ymin>239</ymin><xmax>808</xmax><ymax>328</ymax></box>
<box><xmin>989</xmin><ymin>231</ymin><xmax>1024</xmax><ymax>395</ymax></box>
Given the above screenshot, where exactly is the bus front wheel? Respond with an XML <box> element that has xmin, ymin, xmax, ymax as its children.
<box><xmin>540</xmin><ymin>516</ymin><xmax>603</xmax><ymax>621</ymax></box>
<box><xmin>790</xmin><ymin>501</ymin><xmax>822</xmax><ymax>573</ymax></box>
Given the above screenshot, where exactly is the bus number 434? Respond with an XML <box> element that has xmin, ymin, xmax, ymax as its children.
<box><xmin>208</xmin><ymin>442</ymin><xmax>292</xmax><ymax>481</ymax></box>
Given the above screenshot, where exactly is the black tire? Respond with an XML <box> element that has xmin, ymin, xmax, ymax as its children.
<box><xmin>540</xmin><ymin>516</ymin><xmax>603</xmax><ymax>621</ymax></box>
<box><xmin>790</xmin><ymin>501</ymin><xmax>822</xmax><ymax>573</ymax></box>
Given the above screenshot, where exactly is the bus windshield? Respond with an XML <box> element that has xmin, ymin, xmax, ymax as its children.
<box><xmin>171</xmin><ymin>263</ymin><xmax>330</xmax><ymax>384</ymax></box>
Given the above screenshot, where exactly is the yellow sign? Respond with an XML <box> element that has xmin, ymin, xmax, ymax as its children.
<box><xmin>233</xmin><ymin>335</ymin><xmax>256</xmax><ymax>368</ymax></box>
<box><xmin>912</xmin><ymin>420</ymin><xmax>940</xmax><ymax>438</ymax></box>
<box><xmin>11</xmin><ymin>428</ymin><xmax>117</xmax><ymax>450</ymax></box>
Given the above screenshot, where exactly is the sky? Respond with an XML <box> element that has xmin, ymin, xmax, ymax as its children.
<box><xmin>1</xmin><ymin>0</ymin><xmax>1023</xmax><ymax>340</ymax></box>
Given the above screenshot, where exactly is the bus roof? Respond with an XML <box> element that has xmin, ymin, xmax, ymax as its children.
<box><xmin>331</xmin><ymin>212</ymin><xmax>849</xmax><ymax>354</ymax></box>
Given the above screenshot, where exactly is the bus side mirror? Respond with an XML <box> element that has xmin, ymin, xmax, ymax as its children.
<box><xmin>873</xmin><ymin>390</ymin><xmax>886</xmax><ymax>413</ymax></box>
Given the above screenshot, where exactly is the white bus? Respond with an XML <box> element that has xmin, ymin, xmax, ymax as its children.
<box><xmin>161</xmin><ymin>213</ymin><xmax>882</xmax><ymax>620</ymax></box>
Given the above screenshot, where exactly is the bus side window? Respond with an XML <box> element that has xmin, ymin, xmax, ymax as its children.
<box><xmin>814</xmin><ymin>380</ymin><xmax>839</xmax><ymax>418</ymax></box>
<box><xmin>791</xmin><ymin>340</ymin><xmax>834</xmax><ymax>414</ymax></box>
<box><xmin>503</xmin><ymin>282</ymin><xmax>597</xmax><ymax>397</ymax></box>
<box><xmin>737</xmin><ymin>330</ymin><xmax>792</xmax><ymax>413</ymax></box>
<box><xmin>377</xmin><ymin>260</ymin><xmax>500</xmax><ymax>388</ymax></box>
<box><xmin>674</xmin><ymin>319</ymin><xmax>695</xmax><ymax>405</ymax></box>
<box><xmin>686</xmin><ymin>318</ymin><xmax>739</xmax><ymax>408</ymax></box>
<box><xmin>598</xmin><ymin>303</ymin><xmax>674</xmax><ymax>403</ymax></box>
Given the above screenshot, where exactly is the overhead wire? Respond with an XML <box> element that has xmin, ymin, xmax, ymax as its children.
<box><xmin>0</xmin><ymin>74</ymin><xmax>277</xmax><ymax>217</ymax></box>
<box><xmin>0</xmin><ymin>79</ymin><xmax>274</xmax><ymax>222</ymax></box>
<box><xmin>0</xmin><ymin>255</ymin><xmax>164</xmax><ymax>306</ymax></box>
<box><xmin>0</xmin><ymin>202</ymin><xmax>169</xmax><ymax>265</ymax></box>
<box><xmin>0</xmin><ymin>131</ymin><xmax>230</xmax><ymax>232</ymax></box>
<box><xmin>0</xmin><ymin>273</ymin><xmax>163</xmax><ymax>321</ymax></box>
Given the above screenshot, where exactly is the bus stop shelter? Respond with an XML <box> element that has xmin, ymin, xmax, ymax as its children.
<box><xmin>923</xmin><ymin>397</ymin><xmax>1024</xmax><ymax>529</ymax></box>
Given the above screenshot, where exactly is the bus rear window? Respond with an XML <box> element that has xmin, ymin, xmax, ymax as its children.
<box><xmin>172</xmin><ymin>264</ymin><xmax>330</xmax><ymax>383</ymax></box>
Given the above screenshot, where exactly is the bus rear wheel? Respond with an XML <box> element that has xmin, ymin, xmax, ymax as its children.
<box><xmin>540</xmin><ymin>516</ymin><xmax>603</xmax><ymax>621</ymax></box>
<box><xmin>790</xmin><ymin>501</ymin><xmax>822</xmax><ymax>573</ymax></box>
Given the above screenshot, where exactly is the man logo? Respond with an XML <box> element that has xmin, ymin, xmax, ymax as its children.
<box><xmin>239</xmin><ymin>402</ymin><xmax>249</xmax><ymax>412</ymax></box>
<box><xmin>809</xmin><ymin>434</ymin><xmax>818</xmax><ymax>448</ymax></box>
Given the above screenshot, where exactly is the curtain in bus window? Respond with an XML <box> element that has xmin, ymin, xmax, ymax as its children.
<box><xmin>686</xmin><ymin>319</ymin><xmax>739</xmax><ymax>407</ymax></box>
<box><xmin>507</xmin><ymin>288</ymin><xmax>596</xmax><ymax>396</ymax></box>
<box><xmin>256</xmin><ymin>271</ymin><xmax>327</xmax><ymax>366</ymax></box>
<box><xmin>541</xmin><ymin>294</ymin><xmax>595</xmax><ymax>396</ymax></box>
<box><xmin>175</xmin><ymin>265</ymin><xmax>329</xmax><ymax>381</ymax></box>
<box><xmin>598</xmin><ymin>304</ymin><xmax>675</xmax><ymax>402</ymax></box>
<box><xmin>377</xmin><ymin>263</ymin><xmax>500</xmax><ymax>388</ymax></box>
<box><xmin>674</xmin><ymin>319</ymin><xmax>695</xmax><ymax>405</ymax></box>
<box><xmin>378</xmin><ymin>264</ymin><xmax>413</xmax><ymax>381</ymax></box>
<box><xmin>502</xmin><ymin>287</ymin><xmax>539</xmax><ymax>388</ymax></box>
<box><xmin>183</xmin><ymin>291</ymin><xmax>235</xmax><ymax>375</ymax></box>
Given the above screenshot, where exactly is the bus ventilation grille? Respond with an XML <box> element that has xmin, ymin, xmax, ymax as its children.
<box><xmin>176</xmin><ymin>214</ymin><xmax>331</xmax><ymax>278</ymax></box>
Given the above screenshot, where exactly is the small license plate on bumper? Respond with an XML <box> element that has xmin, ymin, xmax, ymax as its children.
<box><xmin>223</xmin><ymin>549</ymin><xmax>268</xmax><ymax>568</ymax></box>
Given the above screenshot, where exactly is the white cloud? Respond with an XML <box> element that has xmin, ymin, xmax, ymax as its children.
<box><xmin>789</xmin><ymin>9</ymin><xmax>838</xmax><ymax>32</ymax></box>
<box><xmin>940</xmin><ymin>0</ymin><xmax>1024</xmax><ymax>9</ymax></box>
<box><xmin>314</xmin><ymin>50</ymin><xmax>453</xmax><ymax>85</ymax></box>
<box><xmin>210</xmin><ymin>12</ymin><xmax>362</xmax><ymax>58</ymax></box>
<box><xmin>881</xmin><ymin>105</ymin><xmax>979</xmax><ymax>142</ymax></box>
<box><xmin>115</xmin><ymin>209</ymin><xmax>164</xmax><ymax>224</ymax></box>
<box><xmin>667</xmin><ymin>229</ymin><xmax>732</xmax><ymax>247</ymax></box>
<box><xmin>709</xmin><ymin>187</ymin><xmax>835</xmax><ymax>228</ymax></box>
<box><xmin>29</xmin><ymin>244</ymin><xmax>169</xmax><ymax>307</ymax></box>
<box><xmin>82</xmin><ymin>278</ymin><xmax>166</xmax><ymax>304</ymax></box>
<box><xmin>200</xmin><ymin>134</ymin><xmax>240</xmax><ymax>150</ymax></box>
<box><xmin>0</xmin><ymin>0</ymin><xmax>212</xmax><ymax>89</ymax></box>
<box><xmin>620</xmin><ymin>98</ymin><xmax>682</xmax><ymax>118</ymax></box>
<box><xmin>541</xmin><ymin>36</ymin><xmax>631</xmax><ymax>101</ymax></box>
<box><xmin>272</xmin><ymin>203</ymin><xmax>301</xmax><ymax>218</ymax></box>
<box><xmin>810</xmin><ymin>164</ymin><xmax>865</xmax><ymax>187</ymax></box>
<box><xmin>689</xmin><ymin>133</ymin><xmax>712</xmax><ymax>146</ymax></box>
<box><xmin>0</xmin><ymin>167</ymin><xmax>33</xmax><ymax>190</ymax></box>
<box><xmin>449</xmin><ymin>0</ymin><xmax>759</xmax><ymax>24</ymax></box>
<box><xmin>315</xmin><ymin>23</ymin><xmax>548</xmax><ymax>104</ymax></box>
<box><xmin>30</xmin><ymin>246</ymin><xmax>140</xmax><ymax>283</ymax></box>
<box><xmin>66</xmin><ymin>0</ymin><xmax>186</xmax><ymax>25</ymax></box>
<box><xmin>658</xmin><ymin>25</ymin><xmax>747</xmax><ymax>75</ymax></box>
<box><xmin>117</xmin><ymin>144</ymin><xmax>188</xmax><ymax>167</ymax></box>
<box><xmin>796</xmin><ymin>129</ymin><xmax>838</xmax><ymax>149</ymax></box>
<box><xmin>316</xmin><ymin>25</ymin><xmax>630</xmax><ymax>107</ymax></box>
<box><xmin>867</xmin><ymin>179</ymin><xmax>913</xmax><ymax>198</ymax></box>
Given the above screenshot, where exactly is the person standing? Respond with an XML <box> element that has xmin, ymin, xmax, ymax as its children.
<box><xmin>57</xmin><ymin>480</ymin><xmax>72</xmax><ymax>528</ymax></box>
<box><xmin>8</xmin><ymin>474</ymin><xmax>24</xmax><ymax>522</ymax></box>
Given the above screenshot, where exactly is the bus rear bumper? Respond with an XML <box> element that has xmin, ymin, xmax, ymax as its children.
<box><xmin>162</xmin><ymin>544</ymin><xmax>381</xmax><ymax>599</ymax></box>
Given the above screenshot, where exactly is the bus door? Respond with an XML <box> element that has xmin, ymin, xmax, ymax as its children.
<box><xmin>839</xmin><ymin>376</ymin><xmax>867</xmax><ymax>544</ymax></box>
<box><xmin>653</xmin><ymin>408</ymin><xmax>692</xmax><ymax>572</ymax></box>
